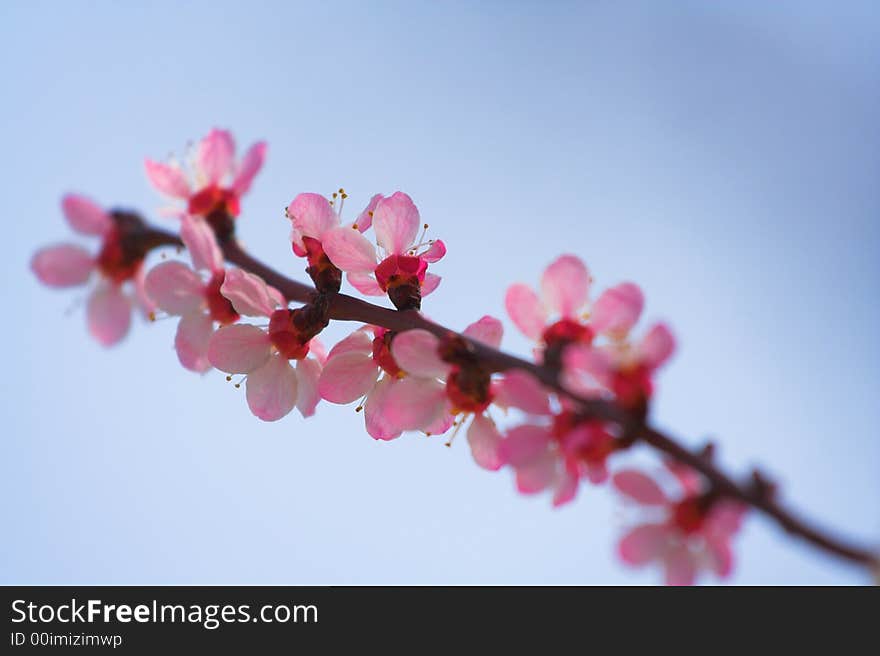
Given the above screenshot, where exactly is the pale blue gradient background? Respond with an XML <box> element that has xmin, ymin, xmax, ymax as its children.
<box><xmin>2</xmin><ymin>1</ymin><xmax>878</xmax><ymax>584</ymax></box>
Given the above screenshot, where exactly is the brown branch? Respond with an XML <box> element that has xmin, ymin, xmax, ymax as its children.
<box><xmin>141</xmin><ymin>225</ymin><xmax>879</xmax><ymax>572</ymax></box>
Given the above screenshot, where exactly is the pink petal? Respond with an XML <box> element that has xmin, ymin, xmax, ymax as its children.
<box><xmin>232</xmin><ymin>141</ymin><xmax>267</xmax><ymax>195</ymax></box>
<box><xmin>372</xmin><ymin>191</ymin><xmax>420</xmax><ymax>254</ymax></box>
<box><xmin>540</xmin><ymin>255</ymin><xmax>590</xmax><ymax>317</ymax></box>
<box><xmin>612</xmin><ymin>470</ymin><xmax>668</xmax><ymax>505</ymax></box>
<box><xmin>207</xmin><ymin>323</ymin><xmax>272</xmax><ymax>373</ymax></box>
<box><xmin>423</xmin><ymin>410</ymin><xmax>455</xmax><ymax>436</ymax></box>
<box><xmin>499</xmin><ymin>424</ymin><xmax>552</xmax><ymax>466</ymax></box>
<box><xmin>245</xmin><ymin>353</ymin><xmax>298</xmax><ymax>422</ymax></box>
<box><xmin>563</xmin><ymin>344</ymin><xmax>614</xmax><ymax>389</ymax></box>
<box><xmin>307</xmin><ymin>336</ymin><xmax>328</xmax><ymax>365</ymax></box>
<box><xmin>175</xmin><ymin>310</ymin><xmax>214</xmax><ymax>373</ymax></box>
<box><xmin>390</xmin><ymin>329</ymin><xmax>450</xmax><ymax>379</ymax></box>
<box><xmin>86</xmin><ymin>284</ymin><xmax>132</xmax><ymax>346</ymax></box>
<box><xmin>619</xmin><ymin>524</ymin><xmax>669</xmax><ymax>565</ymax></box>
<box><xmin>364</xmin><ymin>376</ymin><xmax>404</xmax><ymax>441</ymax></box>
<box><xmin>321</xmin><ymin>226</ymin><xmax>378</xmax><ymax>273</ymax></box>
<box><xmin>466</xmin><ymin>414</ymin><xmax>503</xmax><ymax>471</ymax></box>
<box><xmin>346</xmin><ymin>272</ymin><xmax>385</xmax><ymax>296</ymax></box>
<box><xmin>354</xmin><ymin>193</ymin><xmax>383</xmax><ymax>232</ymax></box>
<box><xmin>505</xmin><ymin>283</ymin><xmax>547</xmax><ymax>340</ymax></box>
<box><xmin>181</xmin><ymin>215</ymin><xmax>223</xmax><ymax>273</ymax></box>
<box><xmin>61</xmin><ymin>194</ymin><xmax>111</xmax><ymax>235</ymax></box>
<box><xmin>463</xmin><ymin>315</ymin><xmax>503</xmax><ymax>349</ymax></box>
<box><xmin>515</xmin><ymin>452</ymin><xmax>558</xmax><ymax>494</ymax></box>
<box><xmin>326</xmin><ymin>328</ymin><xmax>373</xmax><ymax>359</ymax></box>
<box><xmin>144</xmin><ymin>159</ymin><xmax>191</xmax><ymax>199</ymax></box>
<box><xmin>295</xmin><ymin>357</ymin><xmax>323</xmax><ymax>418</ymax></box>
<box><xmin>664</xmin><ymin>546</ymin><xmax>697</xmax><ymax>586</ymax></box>
<box><xmin>31</xmin><ymin>244</ymin><xmax>94</xmax><ymax>287</ymax></box>
<box><xmin>421</xmin><ymin>239</ymin><xmax>446</xmax><ymax>263</ymax></box>
<box><xmin>552</xmin><ymin>465</ymin><xmax>580</xmax><ymax>507</ymax></box>
<box><xmin>638</xmin><ymin>323</ymin><xmax>676</xmax><ymax>370</ymax></box>
<box><xmin>132</xmin><ymin>266</ymin><xmax>155</xmax><ymax>317</ymax></box>
<box><xmin>421</xmin><ymin>273</ymin><xmax>441</xmax><ymax>297</ymax></box>
<box><xmin>379</xmin><ymin>376</ymin><xmax>448</xmax><ymax>431</ymax></box>
<box><xmin>317</xmin><ymin>351</ymin><xmax>379</xmax><ymax>404</ymax></box>
<box><xmin>590</xmin><ymin>282</ymin><xmax>644</xmax><ymax>338</ymax></box>
<box><xmin>198</xmin><ymin>128</ymin><xmax>236</xmax><ymax>184</ymax></box>
<box><xmin>144</xmin><ymin>261</ymin><xmax>205</xmax><ymax>315</ymax></box>
<box><xmin>493</xmin><ymin>370</ymin><xmax>552</xmax><ymax>415</ymax></box>
<box><xmin>286</xmin><ymin>193</ymin><xmax>338</xmax><ymax>241</ymax></box>
<box><xmin>220</xmin><ymin>268</ymin><xmax>278</xmax><ymax>316</ymax></box>
<box><xmin>706</xmin><ymin>536</ymin><xmax>734</xmax><ymax>578</ymax></box>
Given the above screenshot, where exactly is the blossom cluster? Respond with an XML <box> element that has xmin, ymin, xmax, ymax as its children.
<box><xmin>30</xmin><ymin>128</ymin><xmax>746</xmax><ymax>585</ymax></box>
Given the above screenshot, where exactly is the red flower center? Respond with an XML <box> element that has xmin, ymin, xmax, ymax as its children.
<box><xmin>445</xmin><ymin>367</ymin><xmax>493</xmax><ymax>414</ymax></box>
<box><xmin>95</xmin><ymin>226</ymin><xmax>145</xmax><ymax>283</ymax></box>
<box><xmin>268</xmin><ymin>309</ymin><xmax>311</xmax><ymax>360</ymax></box>
<box><xmin>372</xmin><ymin>330</ymin><xmax>402</xmax><ymax>377</ymax></box>
<box><xmin>188</xmin><ymin>185</ymin><xmax>239</xmax><ymax>242</ymax></box>
<box><xmin>672</xmin><ymin>498</ymin><xmax>707</xmax><ymax>534</ymax></box>
<box><xmin>204</xmin><ymin>272</ymin><xmax>240</xmax><ymax>325</ymax></box>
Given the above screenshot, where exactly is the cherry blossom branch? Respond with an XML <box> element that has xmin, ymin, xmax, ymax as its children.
<box><xmin>139</xmin><ymin>223</ymin><xmax>877</xmax><ymax>572</ymax></box>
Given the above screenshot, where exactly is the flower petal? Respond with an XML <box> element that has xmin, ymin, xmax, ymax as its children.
<box><xmin>467</xmin><ymin>414</ymin><xmax>503</xmax><ymax>471</ymax></box>
<box><xmin>505</xmin><ymin>283</ymin><xmax>547</xmax><ymax>340</ymax></box>
<box><xmin>665</xmin><ymin>546</ymin><xmax>697</xmax><ymax>586</ymax></box>
<box><xmin>144</xmin><ymin>261</ymin><xmax>205</xmax><ymax>315</ymax></box>
<box><xmin>638</xmin><ymin>323</ymin><xmax>676</xmax><ymax>370</ymax></box>
<box><xmin>207</xmin><ymin>323</ymin><xmax>271</xmax><ymax>373</ymax></box>
<box><xmin>354</xmin><ymin>193</ymin><xmax>383</xmax><ymax>232</ymax></box>
<box><xmin>612</xmin><ymin>470</ymin><xmax>668</xmax><ymax>505</ymax></box>
<box><xmin>346</xmin><ymin>272</ymin><xmax>385</xmax><ymax>296</ymax></box>
<box><xmin>379</xmin><ymin>376</ymin><xmax>447</xmax><ymax>431</ymax></box>
<box><xmin>246</xmin><ymin>353</ymin><xmax>298</xmax><ymax>421</ymax></box>
<box><xmin>175</xmin><ymin>310</ymin><xmax>214</xmax><ymax>373</ymax></box>
<box><xmin>181</xmin><ymin>215</ymin><xmax>223</xmax><ymax>273</ymax></box>
<box><xmin>326</xmin><ymin>327</ymin><xmax>373</xmax><ymax>359</ymax></box>
<box><xmin>61</xmin><ymin>194</ymin><xmax>111</xmax><ymax>235</ymax></box>
<box><xmin>390</xmin><ymin>329</ymin><xmax>450</xmax><ymax>379</ymax></box>
<box><xmin>421</xmin><ymin>273</ymin><xmax>441</xmax><ymax>297</ymax></box>
<box><xmin>421</xmin><ymin>239</ymin><xmax>446</xmax><ymax>263</ymax></box>
<box><xmin>286</xmin><ymin>192</ymin><xmax>338</xmax><ymax>241</ymax></box>
<box><xmin>232</xmin><ymin>141</ymin><xmax>267</xmax><ymax>195</ymax></box>
<box><xmin>364</xmin><ymin>376</ymin><xmax>404</xmax><ymax>441</ymax></box>
<box><xmin>493</xmin><ymin>370</ymin><xmax>552</xmax><ymax>415</ymax></box>
<box><xmin>144</xmin><ymin>159</ymin><xmax>191</xmax><ymax>199</ymax></box>
<box><xmin>463</xmin><ymin>315</ymin><xmax>503</xmax><ymax>349</ymax></box>
<box><xmin>31</xmin><ymin>244</ymin><xmax>94</xmax><ymax>287</ymax></box>
<box><xmin>540</xmin><ymin>255</ymin><xmax>590</xmax><ymax>317</ymax></box>
<box><xmin>318</xmin><ymin>351</ymin><xmax>378</xmax><ymax>404</ymax></box>
<box><xmin>706</xmin><ymin>536</ymin><xmax>734</xmax><ymax>578</ymax></box>
<box><xmin>552</xmin><ymin>465</ymin><xmax>579</xmax><ymax>507</ymax></box>
<box><xmin>220</xmin><ymin>268</ymin><xmax>278</xmax><ymax>316</ymax></box>
<box><xmin>321</xmin><ymin>226</ymin><xmax>378</xmax><ymax>273</ymax></box>
<box><xmin>499</xmin><ymin>424</ymin><xmax>552</xmax><ymax>466</ymax></box>
<box><xmin>515</xmin><ymin>451</ymin><xmax>558</xmax><ymax>494</ymax></box>
<box><xmin>373</xmin><ymin>191</ymin><xmax>420</xmax><ymax>254</ymax></box>
<box><xmin>198</xmin><ymin>128</ymin><xmax>236</xmax><ymax>184</ymax></box>
<box><xmin>619</xmin><ymin>524</ymin><xmax>669</xmax><ymax>565</ymax></box>
<box><xmin>295</xmin><ymin>357</ymin><xmax>323</xmax><ymax>417</ymax></box>
<box><xmin>590</xmin><ymin>282</ymin><xmax>644</xmax><ymax>338</ymax></box>
<box><xmin>87</xmin><ymin>283</ymin><xmax>132</xmax><ymax>346</ymax></box>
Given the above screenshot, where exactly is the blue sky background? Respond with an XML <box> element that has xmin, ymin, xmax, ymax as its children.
<box><xmin>1</xmin><ymin>1</ymin><xmax>878</xmax><ymax>584</ymax></box>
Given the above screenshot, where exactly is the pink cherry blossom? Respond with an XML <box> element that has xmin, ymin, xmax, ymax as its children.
<box><xmin>31</xmin><ymin>194</ymin><xmax>154</xmax><ymax>346</ymax></box>
<box><xmin>389</xmin><ymin>316</ymin><xmax>509</xmax><ymax>466</ymax></box>
<box><xmin>144</xmin><ymin>128</ymin><xmax>267</xmax><ymax>233</ymax></box>
<box><xmin>205</xmin><ymin>268</ymin><xmax>324</xmax><ymax>421</ymax></box>
<box><xmin>320</xmin><ymin>192</ymin><xmax>445</xmax><ymax>309</ymax></box>
<box><xmin>144</xmin><ymin>215</ymin><xmax>239</xmax><ymax>372</ymax></box>
<box><xmin>612</xmin><ymin>465</ymin><xmax>747</xmax><ymax>585</ymax></box>
<box><xmin>317</xmin><ymin>325</ymin><xmax>447</xmax><ymax>441</ymax></box>
<box><xmin>505</xmin><ymin>255</ymin><xmax>646</xmax><ymax>369</ymax></box>
<box><xmin>285</xmin><ymin>191</ymin><xmax>380</xmax><ymax>292</ymax></box>
<box><xmin>563</xmin><ymin>322</ymin><xmax>676</xmax><ymax>410</ymax></box>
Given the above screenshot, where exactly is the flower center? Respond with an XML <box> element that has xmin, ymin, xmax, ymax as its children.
<box><xmin>552</xmin><ymin>411</ymin><xmax>616</xmax><ymax>468</ymax></box>
<box><xmin>204</xmin><ymin>272</ymin><xmax>239</xmax><ymax>325</ymax></box>
<box><xmin>672</xmin><ymin>497</ymin><xmax>707</xmax><ymax>534</ymax></box>
<box><xmin>95</xmin><ymin>213</ymin><xmax>150</xmax><ymax>283</ymax></box>
<box><xmin>268</xmin><ymin>309</ymin><xmax>311</xmax><ymax>360</ymax></box>
<box><xmin>188</xmin><ymin>185</ymin><xmax>239</xmax><ymax>242</ymax></box>
<box><xmin>301</xmin><ymin>236</ymin><xmax>342</xmax><ymax>293</ymax></box>
<box><xmin>375</xmin><ymin>254</ymin><xmax>428</xmax><ymax>311</ymax></box>
<box><xmin>371</xmin><ymin>330</ymin><xmax>403</xmax><ymax>377</ymax></box>
<box><xmin>445</xmin><ymin>367</ymin><xmax>493</xmax><ymax>414</ymax></box>
<box><xmin>542</xmin><ymin>318</ymin><xmax>593</xmax><ymax>368</ymax></box>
